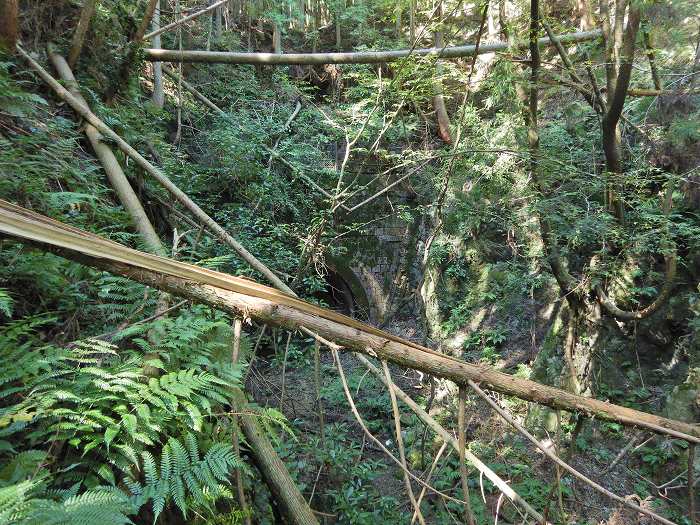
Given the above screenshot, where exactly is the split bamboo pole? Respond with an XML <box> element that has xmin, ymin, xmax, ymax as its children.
<box><xmin>2</xmin><ymin>200</ymin><xmax>698</xmax><ymax>443</ymax></box>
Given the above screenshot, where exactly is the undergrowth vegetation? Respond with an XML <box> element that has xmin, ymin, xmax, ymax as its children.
<box><xmin>0</xmin><ymin>0</ymin><xmax>699</xmax><ymax>523</ymax></box>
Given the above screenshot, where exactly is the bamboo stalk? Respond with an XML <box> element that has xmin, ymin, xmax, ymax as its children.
<box><xmin>144</xmin><ymin>29</ymin><xmax>602</xmax><ymax>65</ymax></box>
<box><xmin>19</xmin><ymin>45</ymin><xmax>294</xmax><ymax>295</ymax></box>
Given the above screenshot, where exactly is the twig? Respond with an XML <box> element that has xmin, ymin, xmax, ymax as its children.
<box><xmin>143</xmin><ymin>0</ymin><xmax>230</xmax><ymax>40</ymax></box>
<box><xmin>331</xmin><ymin>349</ymin><xmax>470</xmax><ymax>506</ymax></box>
<box><xmin>382</xmin><ymin>361</ymin><xmax>426</xmax><ymax>525</ymax></box>
<box><xmin>467</xmin><ymin>380</ymin><xmax>678</xmax><ymax>525</ymax></box>
<box><xmin>690</xmin><ymin>443</ymin><xmax>696</xmax><ymax>525</ymax></box>
<box><xmin>313</xmin><ymin>339</ymin><xmax>326</xmax><ymax>448</ymax></box>
<box><xmin>353</xmin><ymin>354</ymin><xmax>545</xmax><ymax>524</ymax></box>
<box><xmin>280</xmin><ymin>331</ymin><xmax>292</xmax><ymax>407</ymax></box>
<box><xmin>411</xmin><ymin>442</ymin><xmax>450</xmax><ymax>525</ymax></box>
<box><xmin>458</xmin><ymin>386</ymin><xmax>476</xmax><ymax>525</ymax></box>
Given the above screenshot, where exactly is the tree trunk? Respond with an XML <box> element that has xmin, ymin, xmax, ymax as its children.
<box><xmin>432</xmin><ymin>7</ymin><xmax>453</xmax><ymax>144</ymax></box>
<box><xmin>68</xmin><ymin>0</ymin><xmax>99</xmax><ymax>67</ymax></box>
<box><xmin>151</xmin><ymin>0</ymin><xmax>164</xmax><ymax>108</ymax></box>
<box><xmin>272</xmin><ymin>22</ymin><xmax>282</xmax><ymax>53</ymax></box>
<box><xmin>0</xmin><ymin>0</ymin><xmax>18</xmax><ymax>52</ymax></box>
<box><xmin>3</xmin><ymin>200</ymin><xmax>698</xmax><ymax>442</ymax></box>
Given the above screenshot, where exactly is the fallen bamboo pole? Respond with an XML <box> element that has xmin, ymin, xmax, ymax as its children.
<box><xmin>143</xmin><ymin>0</ymin><xmax>230</xmax><ymax>41</ymax></box>
<box><xmin>143</xmin><ymin>29</ymin><xmax>602</xmax><ymax>65</ymax></box>
<box><xmin>48</xmin><ymin>52</ymin><xmax>167</xmax><ymax>257</ymax></box>
<box><xmin>17</xmin><ymin>44</ymin><xmax>294</xmax><ymax>296</ymax></box>
<box><xmin>1</xmin><ymin>200</ymin><xmax>698</xmax><ymax>443</ymax></box>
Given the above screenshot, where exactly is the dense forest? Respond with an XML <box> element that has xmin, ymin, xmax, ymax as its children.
<box><xmin>0</xmin><ymin>0</ymin><xmax>699</xmax><ymax>523</ymax></box>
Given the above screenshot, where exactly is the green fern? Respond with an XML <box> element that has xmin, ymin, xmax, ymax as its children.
<box><xmin>0</xmin><ymin>289</ymin><xmax>12</xmax><ymax>318</ymax></box>
<box><xmin>130</xmin><ymin>434</ymin><xmax>242</xmax><ymax>522</ymax></box>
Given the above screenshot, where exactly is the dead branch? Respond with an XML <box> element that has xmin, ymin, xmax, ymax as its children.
<box><xmin>467</xmin><ymin>379</ymin><xmax>677</xmax><ymax>525</ymax></box>
<box><xmin>381</xmin><ymin>361</ymin><xmax>426</xmax><ymax>525</ymax></box>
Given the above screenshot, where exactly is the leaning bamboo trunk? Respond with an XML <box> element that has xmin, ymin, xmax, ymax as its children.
<box><xmin>48</xmin><ymin>53</ymin><xmax>166</xmax><ymax>256</ymax></box>
<box><xmin>232</xmin><ymin>388</ymin><xmax>318</xmax><ymax>525</ymax></box>
<box><xmin>18</xmin><ymin>44</ymin><xmax>294</xmax><ymax>296</ymax></box>
<box><xmin>143</xmin><ymin>29</ymin><xmax>602</xmax><ymax>65</ymax></box>
<box><xmin>1</xmin><ymin>200</ymin><xmax>697</xmax><ymax>443</ymax></box>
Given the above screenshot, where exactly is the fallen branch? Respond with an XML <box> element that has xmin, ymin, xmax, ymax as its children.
<box><xmin>2</xmin><ymin>200</ymin><xmax>699</xmax><ymax>444</ymax></box>
<box><xmin>144</xmin><ymin>29</ymin><xmax>603</xmax><ymax>65</ymax></box>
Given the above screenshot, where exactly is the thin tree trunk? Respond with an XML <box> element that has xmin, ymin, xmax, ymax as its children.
<box><xmin>231</xmin><ymin>318</ymin><xmax>252</xmax><ymax>525</ymax></box>
<box><xmin>457</xmin><ymin>387</ymin><xmax>476</xmax><ymax>525</ymax></box>
<box><xmin>230</xmin><ymin>389</ymin><xmax>320</xmax><ymax>525</ymax></box>
<box><xmin>409</xmin><ymin>0</ymin><xmax>416</xmax><ymax>45</ymax></box>
<box><xmin>5</xmin><ymin>199</ymin><xmax>700</xmax><ymax>442</ymax></box>
<box><xmin>432</xmin><ymin>13</ymin><xmax>453</xmax><ymax>144</ymax></box>
<box><xmin>105</xmin><ymin>0</ymin><xmax>159</xmax><ymax>102</ymax></box>
<box><xmin>643</xmin><ymin>28</ymin><xmax>663</xmax><ymax>91</ymax></box>
<box><xmin>68</xmin><ymin>0</ymin><xmax>99</xmax><ymax>68</ymax></box>
<box><xmin>0</xmin><ymin>0</ymin><xmax>18</xmax><ymax>52</ymax></box>
<box><xmin>335</xmin><ymin>0</ymin><xmax>343</xmax><ymax>50</ymax></box>
<box><xmin>273</xmin><ymin>22</ymin><xmax>282</xmax><ymax>53</ymax></box>
<box><xmin>313</xmin><ymin>340</ymin><xmax>325</xmax><ymax>448</ymax></box>
<box><xmin>151</xmin><ymin>0</ymin><xmax>165</xmax><ymax>108</ymax></box>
